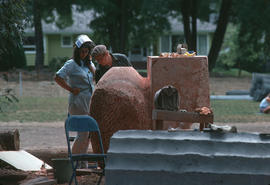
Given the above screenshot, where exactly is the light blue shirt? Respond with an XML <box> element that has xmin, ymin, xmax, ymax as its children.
<box><xmin>260</xmin><ymin>98</ymin><xmax>270</xmax><ymax>110</ymax></box>
<box><xmin>56</xmin><ymin>59</ymin><xmax>95</xmax><ymax>115</ymax></box>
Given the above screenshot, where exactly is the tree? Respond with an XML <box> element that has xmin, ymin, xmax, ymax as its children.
<box><xmin>232</xmin><ymin>0</ymin><xmax>270</xmax><ymax>73</ymax></box>
<box><xmin>26</xmin><ymin>0</ymin><xmax>74</xmax><ymax>71</ymax></box>
<box><xmin>33</xmin><ymin>0</ymin><xmax>44</xmax><ymax>71</ymax></box>
<box><xmin>80</xmin><ymin>0</ymin><xmax>170</xmax><ymax>54</ymax></box>
<box><xmin>216</xmin><ymin>23</ymin><xmax>239</xmax><ymax>70</ymax></box>
<box><xmin>180</xmin><ymin>0</ymin><xmax>197</xmax><ymax>52</ymax></box>
<box><xmin>0</xmin><ymin>0</ymin><xmax>27</xmax><ymax>70</ymax></box>
<box><xmin>168</xmin><ymin>0</ymin><xmax>214</xmax><ymax>53</ymax></box>
<box><xmin>208</xmin><ymin>0</ymin><xmax>232</xmax><ymax>72</ymax></box>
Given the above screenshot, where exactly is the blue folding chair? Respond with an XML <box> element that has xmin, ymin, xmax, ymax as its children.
<box><xmin>65</xmin><ymin>115</ymin><xmax>106</xmax><ymax>185</ymax></box>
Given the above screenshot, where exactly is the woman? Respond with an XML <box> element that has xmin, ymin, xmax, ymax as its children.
<box><xmin>54</xmin><ymin>35</ymin><xmax>95</xmax><ymax>167</ymax></box>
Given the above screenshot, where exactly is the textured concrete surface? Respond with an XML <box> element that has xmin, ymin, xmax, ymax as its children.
<box><xmin>106</xmin><ymin>130</ymin><xmax>270</xmax><ymax>185</ymax></box>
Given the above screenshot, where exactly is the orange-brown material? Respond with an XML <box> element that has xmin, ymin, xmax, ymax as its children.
<box><xmin>148</xmin><ymin>56</ymin><xmax>211</xmax><ymax>129</ymax></box>
<box><xmin>90</xmin><ymin>67</ymin><xmax>151</xmax><ymax>153</ymax></box>
<box><xmin>90</xmin><ymin>56</ymin><xmax>211</xmax><ymax>153</ymax></box>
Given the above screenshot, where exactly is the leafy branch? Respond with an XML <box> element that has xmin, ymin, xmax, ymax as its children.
<box><xmin>0</xmin><ymin>88</ymin><xmax>19</xmax><ymax>113</ymax></box>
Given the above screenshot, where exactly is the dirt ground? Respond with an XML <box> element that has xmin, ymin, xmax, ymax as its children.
<box><xmin>0</xmin><ymin>73</ymin><xmax>257</xmax><ymax>150</ymax></box>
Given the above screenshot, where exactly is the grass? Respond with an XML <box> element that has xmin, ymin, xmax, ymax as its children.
<box><xmin>1</xmin><ymin>96</ymin><xmax>270</xmax><ymax>123</ymax></box>
<box><xmin>0</xmin><ymin>97</ymin><xmax>68</xmax><ymax>122</ymax></box>
<box><xmin>211</xmin><ymin>68</ymin><xmax>252</xmax><ymax>78</ymax></box>
<box><xmin>211</xmin><ymin>99</ymin><xmax>270</xmax><ymax>123</ymax></box>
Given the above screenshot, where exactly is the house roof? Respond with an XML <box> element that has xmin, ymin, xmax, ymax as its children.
<box><xmin>169</xmin><ymin>17</ymin><xmax>216</xmax><ymax>33</ymax></box>
<box><xmin>24</xmin><ymin>6</ymin><xmax>216</xmax><ymax>35</ymax></box>
<box><xmin>24</xmin><ymin>6</ymin><xmax>93</xmax><ymax>34</ymax></box>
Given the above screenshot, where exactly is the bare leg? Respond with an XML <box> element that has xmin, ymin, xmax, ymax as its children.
<box><xmin>72</xmin><ymin>132</ymin><xmax>90</xmax><ymax>154</ymax></box>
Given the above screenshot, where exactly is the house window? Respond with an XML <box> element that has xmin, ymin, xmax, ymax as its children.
<box><xmin>171</xmin><ymin>35</ymin><xmax>185</xmax><ymax>52</ymax></box>
<box><xmin>197</xmin><ymin>35</ymin><xmax>207</xmax><ymax>55</ymax></box>
<box><xmin>61</xmin><ymin>35</ymin><xmax>72</xmax><ymax>47</ymax></box>
<box><xmin>23</xmin><ymin>36</ymin><xmax>36</xmax><ymax>53</ymax></box>
<box><xmin>161</xmin><ymin>36</ymin><xmax>170</xmax><ymax>52</ymax></box>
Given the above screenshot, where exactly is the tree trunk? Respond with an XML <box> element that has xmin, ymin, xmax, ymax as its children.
<box><xmin>33</xmin><ymin>0</ymin><xmax>44</xmax><ymax>72</ymax></box>
<box><xmin>181</xmin><ymin>0</ymin><xmax>191</xmax><ymax>48</ymax></box>
<box><xmin>120</xmin><ymin>0</ymin><xmax>128</xmax><ymax>55</ymax></box>
<box><xmin>191</xmin><ymin>0</ymin><xmax>197</xmax><ymax>52</ymax></box>
<box><xmin>0</xmin><ymin>129</ymin><xmax>20</xmax><ymax>151</ymax></box>
<box><xmin>208</xmin><ymin>0</ymin><xmax>232</xmax><ymax>72</ymax></box>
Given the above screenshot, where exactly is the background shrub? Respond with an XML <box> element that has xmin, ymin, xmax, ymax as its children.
<box><xmin>48</xmin><ymin>56</ymin><xmax>69</xmax><ymax>72</ymax></box>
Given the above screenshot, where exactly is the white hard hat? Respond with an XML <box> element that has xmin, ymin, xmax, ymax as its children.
<box><xmin>75</xmin><ymin>35</ymin><xmax>93</xmax><ymax>48</ymax></box>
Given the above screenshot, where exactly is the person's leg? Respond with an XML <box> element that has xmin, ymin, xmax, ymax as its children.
<box><xmin>72</xmin><ymin>132</ymin><xmax>90</xmax><ymax>168</ymax></box>
<box><xmin>72</xmin><ymin>132</ymin><xmax>90</xmax><ymax>154</ymax></box>
<box><xmin>263</xmin><ymin>106</ymin><xmax>270</xmax><ymax>113</ymax></box>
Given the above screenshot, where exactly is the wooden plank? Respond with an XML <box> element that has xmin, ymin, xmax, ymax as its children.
<box><xmin>152</xmin><ymin>109</ymin><xmax>213</xmax><ymax>123</ymax></box>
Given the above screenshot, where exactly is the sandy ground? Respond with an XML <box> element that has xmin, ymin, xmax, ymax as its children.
<box><xmin>1</xmin><ymin>121</ymin><xmax>270</xmax><ymax>151</ymax></box>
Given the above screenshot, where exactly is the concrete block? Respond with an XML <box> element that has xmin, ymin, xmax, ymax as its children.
<box><xmin>106</xmin><ymin>130</ymin><xmax>270</xmax><ymax>185</ymax></box>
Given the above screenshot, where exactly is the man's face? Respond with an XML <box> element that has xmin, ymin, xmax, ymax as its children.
<box><xmin>95</xmin><ymin>51</ymin><xmax>112</xmax><ymax>66</ymax></box>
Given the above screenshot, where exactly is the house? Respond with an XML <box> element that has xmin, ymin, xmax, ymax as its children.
<box><xmin>23</xmin><ymin>8</ymin><xmax>215</xmax><ymax>68</ymax></box>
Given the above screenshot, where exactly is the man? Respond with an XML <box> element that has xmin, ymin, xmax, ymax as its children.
<box><xmin>91</xmin><ymin>45</ymin><xmax>132</xmax><ymax>83</ymax></box>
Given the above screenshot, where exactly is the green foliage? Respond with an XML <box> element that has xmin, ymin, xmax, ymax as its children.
<box><xmin>216</xmin><ymin>23</ymin><xmax>238</xmax><ymax>69</ymax></box>
<box><xmin>0</xmin><ymin>88</ymin><xmax>19</xmax><ymax>113</ymax></box>
<box><xmin>229</xmin><ymin>0</ymin><xmax>270</xmax><ymax>73</ymax></box>
<box><xmin>0</xmin><ymin>0</ymin><xmax>28</xmax><ymax>70</ymax></box>
<box><xmin>48</xmin><ymin>56</ymin><xmax>69</xmax><ymax>72</ymax></box>
<box><xmin>0</xmin><ymin>42</ymin><xmax>27</xmax><ymax>71</ymax></box>
<box><xmin>25</xmin><ymin>0</ymin><xmax>74</xmax><ymax>28</ymax></box>
<box><xmin>87</xmin><ymin>0</ymin><xmax>171</xmax><ymax>53</ymax></box>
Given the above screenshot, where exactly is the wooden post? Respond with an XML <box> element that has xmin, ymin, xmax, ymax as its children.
<box><xmin>155</xmin><ymin>120</ymin><xmax>163</xmax><ymax>130</ymax></box>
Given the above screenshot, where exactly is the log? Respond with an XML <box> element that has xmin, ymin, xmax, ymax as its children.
<box><xmin>0</xmin><ymin>168</ymin><xmax>28</xmax><ymax>185</ymax></box>
<box><xmin>0</xmin><ymin>129</ymin><xmax>20</xmax><ymax>151</ymax></box>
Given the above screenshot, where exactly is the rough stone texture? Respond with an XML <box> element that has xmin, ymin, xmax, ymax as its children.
<box><xmin>148</xmin><ymin>56</ymin><xmax>210</xmax><ymax>110</ymax></box>
<box><xmin>90</xmin><ymin>67</ymin><xmax>151</xmax><ymax>153</ymax></box>
<box><xmin>106</xmin><ymin>130</ymin><xmax>270</xmax><ymax>185</ymax></box>
<box><xmin>147</xmin><ymin>56</ymin><xmax>210</xmax><ymax>111</ymax></box>
<box><xmin>148</xmin><ymin>56</ymin><xmax>210</xmax><ymax>129</ymax></box>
